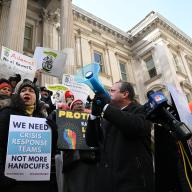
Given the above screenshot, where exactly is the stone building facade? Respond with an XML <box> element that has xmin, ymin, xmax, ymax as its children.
<box><xmin>0</xmin><ymin>0</ymin><xmax>192</xmax><ymax>103</ymax></box>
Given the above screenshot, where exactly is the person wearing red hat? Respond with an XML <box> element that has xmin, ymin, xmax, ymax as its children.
<box><xmin>0</xmin><ymin>78</ymin><xmax>12</xmax><ymax>97</ymax></box>
<box><xmin>70</xmin><ymin>99</ymin><xmax>84</xmax><ymax>112</ymax></box>
<box><xmin>65</xmin><ymin>90</ymin><xmax>74</xmax><ymax>108</ymax></box>
<box><xmin>62</xmin><ymin>98</ymin><xmax>97</xmax><ymax>192</ymax></box>
<box><xmin>0</xmin><ymin>78</ymin><xmax>12</xmax><ymax>110</ymax></box>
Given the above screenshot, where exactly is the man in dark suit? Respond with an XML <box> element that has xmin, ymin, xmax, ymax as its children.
<box><xmin>86</xmin><ymin>80</ymin><xmax>154</xmax><ymax>192</ymax></box>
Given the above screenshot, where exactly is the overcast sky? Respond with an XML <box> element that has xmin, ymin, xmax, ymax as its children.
<box><xmin>73</xmin><ymin>0</ymin><xmax>192</xmax><ymax>38</ymax></box>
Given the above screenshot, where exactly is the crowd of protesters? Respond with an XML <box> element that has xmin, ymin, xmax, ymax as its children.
<box><xmin>0</xmin><ymin>71</ymin><xmax>156</xmax><ymax>192</ymax></box>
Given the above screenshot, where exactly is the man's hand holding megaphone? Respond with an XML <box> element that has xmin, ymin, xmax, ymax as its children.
<box><xmin>91</xmin><ymin>93</ymin><xmax>110</xmax><ymax>116</ymax></box>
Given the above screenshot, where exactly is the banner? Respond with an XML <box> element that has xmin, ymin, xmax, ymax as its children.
<box><xmin>166</xmin><ymin>84</ymin><xmax>192</xmax><ymax>131</ymax></box>
<box><xmin>4</xmin><ymin>115</ymin><xmax>52</xmax><ymax>181</ymax></box>
<box><xmin>0</xmin><ymin>46</ymin><xmax>36</xmax><ymax>80</ymax></box>
<box><xmin>62</xmin><ymin>74</ymin><xmax>90</xmax><ymax>104</ymax></box>
<box><xmin>34</xmin><ymin>47</ymin><xmax>67</xmax><ymax>78</ymax></box>
<box><xmin>56</xmin><ymin>110</ymin><xmax>90</xmax><ymax>150</ymax></box>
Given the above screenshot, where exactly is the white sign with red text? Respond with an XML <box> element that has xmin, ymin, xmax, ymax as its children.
<box><xmin>0</xmin><ymin>46</ymin><xmax>36</xmax><ymax>80</ymax></box>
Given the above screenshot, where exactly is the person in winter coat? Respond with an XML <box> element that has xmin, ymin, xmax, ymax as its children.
<box><xmin>8</xmin><ymin>74</ymin><xmax>21</xmax><ymax>93</ymax></box>
<box><xmin>47</xmin><ymin>98</ymin><xmax>97</xmax><ymax>192</ymax></box>
<box><xmin>40</xmin><ymin>86</ymin><xmax>55</xmax><ymax>115</ymax></box>
<box><xmin>0</xmin><ymin>78</ymin><xmax>12</xmax><ymax>109</ymax></box>
<box><xmin>0</xmin><ymin>79</ymin><xmax>58</xmax><ymax>192</ymax></box>
<box><xmin>60</xmin><ymin>99</ymin><xmax>97</xmax><ymax>192</ymax></box>
<box><xmin>86</xmin><ymin>80</ymin><xmax>154</xmax><ymax>192</ymax></box>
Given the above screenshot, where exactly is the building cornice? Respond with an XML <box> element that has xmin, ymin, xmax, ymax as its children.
<box><xmin>72</xmin><ymin>4</ymin><xmax>130</xmax><ymax>43</ymax></box>
<box><xmin>128</xmin><ymin>11</ymin><xmax>192</xmax><ymax>47</ymax></box>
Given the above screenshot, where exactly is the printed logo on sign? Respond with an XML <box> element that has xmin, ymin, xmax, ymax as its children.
<box><xmin>154</xmin><ymin>95</ymin><xmax>164</xmax><ymax>102</ymax></box>
<box><xmin>42</xmin><ymin>51</ymin><xmax>57</xmax><ymax>72</ymax></box>
<box><xmin>42</xmin><ymin>55</ymin><xmax>53</xmax><ymax>72</ymax></box>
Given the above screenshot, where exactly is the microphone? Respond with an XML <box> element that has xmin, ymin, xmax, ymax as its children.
<box><xmin>145</xmin><ymin>90</ymin><xmax>192</xmax><ymax>140</ymax></box>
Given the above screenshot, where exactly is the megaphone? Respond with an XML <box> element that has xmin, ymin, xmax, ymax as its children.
<box><xmin>74</xmin><ymin>63</ymin><xmax>111</xmax><ymax>99</ymax></box>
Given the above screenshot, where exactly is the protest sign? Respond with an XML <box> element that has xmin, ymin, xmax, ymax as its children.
<box><xmin>46</xmin><ymin>84</ymin><xmax>69</xmax><ymax>106</ymax></box>
<box><xmin>56</xmin><ymin>110</ymin><xmax>90</xmax><ymax>150</ymax></box>
<box><xmin>4</xmin><ymin>115</ymin><xmax>52</xmax><ymax>181</ymax></box>
<box><xmin>0</xmin><ymin>46</ymin><xmax>36</xmax><ymax>80</ymax></box>
<box><xmin>34</xmin><ymin>47</ymin><xmax>67</xmax><ymax>78</ymax></box>
<box><xmin>166</xmin><ymin>84</ymin><xmax>192</xmax><ymax>131</ymax></box>
<box><xmin>62</xmin><ymin>74</ymin><xmax>90</xmax><ymax>104</ymax></box>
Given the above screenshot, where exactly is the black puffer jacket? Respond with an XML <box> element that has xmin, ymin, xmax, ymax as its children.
<box><xmin>86</xmin><ymin>102</ymin><xmax>154</xmax><ymax>192</ymax></box>
<box><xmin>0</xmin><ymin>95</ymin><xmax>58</xmax><ymax>192</ymax></box>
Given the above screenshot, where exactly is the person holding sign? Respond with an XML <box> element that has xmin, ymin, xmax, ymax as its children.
<box><xmin>0</xmin><ymin>79</ymin><xmax>58</xmax><ymax>192</ymax></box>
<box><xmin>86</xmin><ymin>81</ymin><xmax>154</xmax><ymax>192</ymax></box>
<box><xmin>60</xmin><ymin>100</ymin><xmax>98</xmax><ymax>192</ymax></box>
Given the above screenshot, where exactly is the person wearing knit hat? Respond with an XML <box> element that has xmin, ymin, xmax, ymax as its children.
<box><xmin>70</xmin><ymin>99</ymin><xmax>84</xmax><ymax>112</ymax></box>
<box><xmin>16</xmin><ymin>79</ymin><xmax>40</xmax><ymax>116</ymax></box>
<box><xmin>16</xmin><ymin>79</ymin><xmax>39</xmax><ymax>112</ymax></box>
<box><xmin>0</xmin><ymin>78</ymin><xmax>12</xmax><ymax>96</ymax></box>
<box><xmin>0</xmin><ymin>78</ymin><xmax>12</xmax><ymax>109</ymax></box>
<box><xmin>65</xmin><ymin>90</ymin><xmax>74</xmax><ymax>107</ymax></box>
<box><xmin>0</xmin><ymin>79</ymin><xmax>58</xmax><ymax>191</ymax></box>
<box><xmin>60</xmin><ymin>97</ymin><xmax>97</xmax><ymax>192</ymax></box>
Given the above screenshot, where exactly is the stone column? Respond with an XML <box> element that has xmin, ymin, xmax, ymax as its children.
<box><xmin>155</xmin><ymin>41</ymin><xmax>181</xmax><ymax>90</ymax></box>
<box><xmin>74</xmin><ymin>34</ymin><xmax>83</xmax><ymax>67</ymax></box>
<box><xmin>5</xmin><ymin>0</ymin><xmax>28</xmax><ymax>52</ymax></box>
<box><xmin>41</xmin><ymin>8</ymin><xmax>53</xmax><ymax>48</ymax></box>
<box><xmin>0</xmin><ymin>0</ymin><xmax>11</xmax><ymax>50</ymax></box>
<box><xmin>179</xmin><ymin>50</ymin><xmax>192</xmax><ymax>83</ymax></box>
<box><xmin>60</xmin><ymin>0</ymin><xmax>75</xmax><ymax>75</ymax></box>
<box><xmin>41</xmin><ymin>8</ymin><xmax>59</xmax><ymax>49</ymax></box>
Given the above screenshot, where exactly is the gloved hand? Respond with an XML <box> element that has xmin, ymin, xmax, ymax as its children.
<box><xmin>91</xmin><ymin>93</ymin><xmax>109</xmax><ymax>116</ymax></box>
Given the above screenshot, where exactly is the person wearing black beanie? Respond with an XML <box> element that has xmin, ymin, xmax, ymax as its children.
<box><xmin>0</xmin><ymin>79</ymin><xmax>58</xmax><ymax>192</ymax></box>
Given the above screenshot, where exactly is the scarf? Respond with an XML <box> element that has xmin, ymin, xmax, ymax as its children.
<box><xmin>25</xmin><ymin>105</ymin><xmax>35</xmax><ymax>116</ymax></box>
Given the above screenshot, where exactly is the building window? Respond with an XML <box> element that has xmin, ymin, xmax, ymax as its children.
<box><xmin>144</xmin><ymin>55</ymin><xmax>157</xmax><ymax>78</ymax></box>
<box><xmin>94</xmin><ymin>51</ymin><xmax>104</xmax><ymax>73</ymax></box>
<box><xmin>119</xmin><ymin>62</ymin><xmax>128</xmax><ymax>81</ymax></box>
<box><xmin>172</xmin><ymin>53</ymin><xmax>181</xmax><ymax>72</ymax></box>
<box><xmin>24</xmin><ymin>25</ymin><xmax>33</xmax><ymax>50</ymax></box>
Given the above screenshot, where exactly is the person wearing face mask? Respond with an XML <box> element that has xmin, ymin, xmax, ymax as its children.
<box><xmin>0</xmin><ymin>79</ymin><xmax>58</xmax><ymax>192</ymax></box>
<box><xmin>8</xmin><ymin>74</ymin><xmax>21</xmax><ymax>93</ymax></box>
<box><xmin>0</xmin><ymin>78</ymin><xmax>12</xmax><ymax>109</ymax></box>
<box><xmin>40</xmin><ymin>87</ymin><xmax>55</xmax><ymax>115</ymax></box>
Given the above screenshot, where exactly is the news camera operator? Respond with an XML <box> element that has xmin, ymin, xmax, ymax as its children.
<box><xmin>86</xmin><ymin>80</ymin><xmax>154</xmax><ymax>192</ymax></box>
